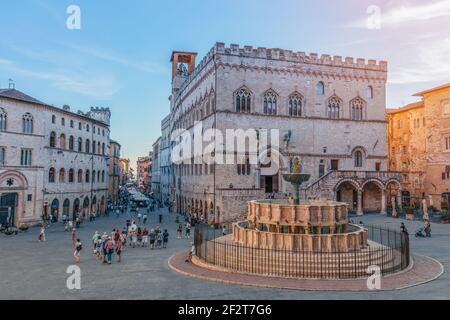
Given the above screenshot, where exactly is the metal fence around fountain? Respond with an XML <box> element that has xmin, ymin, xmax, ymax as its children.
<box><xmin>194</xmin><ymin>223</ymin><xmax>410</xmax><ymax>279</ymax></box>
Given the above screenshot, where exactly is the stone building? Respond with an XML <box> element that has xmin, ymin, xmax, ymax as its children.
<box><xmin>108</xmin><ymin>140</ymin><xmax>121</xmax><ymax>205</ymax></box>
<box><xmin>387</xmin><ymin>83</ymin><xmax>450</xmax><ymax>211</ymax></box>
<box><xmin>119</xmin><ymin>158</ymin><xmax>131</xmax><ymax>186</ymax></box>
<box><xmin>136</xmin><ymin>156</ymin><xmax>150</xmax><ymax>193</ymax></box>
<box><xmin>166</xmin><ymin>43</ymin><xmax>402</xmax><ymax>223</ymax></box>
<box><xmin>0</xmin><ymin>88</ymin><xmax>110</xmax><ymax>226</ymax></box>
<box><xmin>151</xmin><ymin>137</ymin><xmax>161</xmax><ymax>201</ymax></box>
<box><xmin>160</xmin><ymin>115</ymin><xmax>171</xmax><ymax>205</ymax></box>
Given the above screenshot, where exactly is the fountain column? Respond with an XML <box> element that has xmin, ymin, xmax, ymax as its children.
<box><xmin>380</xmin><ymin>188</ymin><xmax>387</xmax><ymax>215</ymax></box>
<box><xmin>356</xmin><ymin>188</ymin><xmax>363</xmax><ymax>216</ymax></box>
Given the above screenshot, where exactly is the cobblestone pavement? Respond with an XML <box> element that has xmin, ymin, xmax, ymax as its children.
<box><xmin>0</xmin><ymin>209</ymin><xmax>448</xmax><ymax>299</ymax></box>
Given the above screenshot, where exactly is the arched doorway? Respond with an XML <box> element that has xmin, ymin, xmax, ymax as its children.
<box><xmin>72</xmin><ymin>198</ymin><xmax>80</xmax><ymax>220</ymax></box>
<box><xmin>386</xmin><ymin>179</ymin><xmax>402</xmax><ymax>214</ymax></box>
<box><xmin>361</xmin><ymin>180</ymin><xmax>383</xmax><ymax>214</ymax></box>
<box><xmin>0</xmin><ymin>170</ymin><xmax>28</xmax><ymax>227</ymax></box>
<box><xmin>82</xmin><ymin>197</ymin><xmax>90</xmax><ymax>217</ymax></box>
<box><xmin>100</xmin><ymin>196</ymin><xmax>105</xmax><ymax>215</ymax></box>
<box><xmin>335</xmin><ymin>180</ymin><xmax>360</xmax><ymax>212</ymax></box>
<box><xmin>91</xmin><ymin>196</ymin><xmax>97</xmax><ymax>215</ymax></box>
<box><xmin>51</xmin><ymin>198</ymin><xmax>59</xmax><ymax>222</ymax></box>
<box><xmin>63</xmin><ymin>199</ymin><xmax>70</xmax><ymax>218</ymax></box>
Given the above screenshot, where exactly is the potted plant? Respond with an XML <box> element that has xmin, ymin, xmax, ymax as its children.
<box><xmin>405</xmin><ymin>206</ymin><xmax>415</xmax><ymax>220</ymax></box>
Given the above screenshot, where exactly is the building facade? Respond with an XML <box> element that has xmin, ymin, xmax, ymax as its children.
<box><xmin>136</xmin><ymin>156</ymin><xmax>151</xmax><ymax>193</ymax></box>
<box><xmin>119</xmin><ymin>158</ymin><xmax>131</xmax><ymax>186</ymax></box>
<box><xmin>166</xmin><ymin>43</ymin><xmax>402</xmax><ymax>223</ymax></box>
<box><xmin>151</xmin><ymin>137</ymin><xmax>161</xmax><ymax>201</ymax></box>
<box><xmin>160</xmin><ymin>115</ymin><xmax>171</xmax><ymax>205</ymax></box>
<box><xmin>108</xmin><ymin>140</ymin><xmax>121</xmax><ymax>205</ymax></box>
<box><xmin>0</xmin><ymin>89</ymin><xmax>110</xmax><ymax>226</ymax></box>
<box><xmin>387</xmin><ymin>84</ymin><xmax>450</xmax><ymax>211</ymax></box>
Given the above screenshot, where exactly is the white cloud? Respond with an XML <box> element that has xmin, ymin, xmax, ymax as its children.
<box><xmin>346</xmin><ymin>0</ymin><xmax>450</xmax><ymax>28</ymax></box>
<box><xmin>63</xmin><ymin>43</ymin><xmax>168</xmax><ymax>75</ymax></box>
<box><xmin>0</xmin><ymin>60</ymin><xmax>118</xmax><ymax>99</ymax></box>
<box><xmin>389</xmin><ymin>38</ymin><xmax>450</xmax><ymax>84</ymax></box>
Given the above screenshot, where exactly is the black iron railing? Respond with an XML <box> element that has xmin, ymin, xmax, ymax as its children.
<box><xmin>194</xmin><ymin>223</ymin><xmax>410</xmax><ymax>279</ymax></box>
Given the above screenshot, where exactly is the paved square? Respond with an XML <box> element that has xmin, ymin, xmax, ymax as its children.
<box><xmin>0</xmin><ymin>207</ymin><xmax>448</xmax><ymax>299</ymax></box>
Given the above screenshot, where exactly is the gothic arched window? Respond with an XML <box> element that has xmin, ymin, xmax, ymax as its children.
<box><xmin>289</xmin><ymin>93</ymin><xmax>303</xmax><ymax>117</ymax></box>
<box><xmin>327</xmin><ymin>96</ymin><xmax>341</xmax><ymax>119</ymax></box>
<box><xmin>350</xmin><ymin>97</ymin><xmax>365</xmax><ymax>120</ymax></box>
<box><xmin>78</xmin><ymin>169</ymin><xmax>83</xmax><ymax>182</ymax></box>
<box><xmin>0</xmin><ymin>108</ymin><xmax>7</xmax><ymax>131</ymax></box>
<box><xmin>60</xmin><ymin>134</ymin><xmax>66</xmax><ymax>149</ymax></box>
<box><xmin>92</xmin><ymin>170</ymin><xmax>96</xmax><ymax>183</ymax></box>
<box><xmin>366</xmin><ymin>86</ymin><xmax>373</xmax><ymax>99</ymax></box>
<box><xmin>49</xmin><ymin>167</ymin><xmax>55</xmax><ymax>183</ymax></box>
<box><xmin>68</xmin><ymin>169</ymin><xmax>74</xmax><ymax>183</ymax></box>
<box><xmin>50</xmin><ymin>131</ymin><xmax>56</xmax><ymax>148</ymax></box>
<box><xmin>235</xmin><ymin>87</ymin><xmax>251</xmax><ymax>113</ymax></box>
<box><xmin>85</xmin><ymin>139</ymin><xmax>90</xmax><ymax>153</ymax></box>
<box><xmin>316</xmin><ymin>82</ymin><xmax>325</xmax><ymax>96</ymax></box>
<box><xmin>263</xmin><ymin>91</ymin><xmax>277</xmax><ymax>115</ymax></box>
<box><xmin>22</xmin><ymin>113</ymin><xmax>33</xmax><ymax>134</ymax></box>
<box><xmin>85</xmin><ymin>170</ymin><xmax>90</xmax><ymax>183</ymax></box>
<box><xmin>78</xmin><ymin>137</ymin><xmax>82</xmax><ymax>152</ymax></box>
<box><xmin>354</xmin><ymin>150</ymin><xmax>363</xmax><ymax>167</ymax></box>
<box><xmin>59</xmin><ymin>168</ymin><xmax>65</xmax><ymax>183</ymax></box>
<box><xmin>69</xmin><ymin>136</ymin><xmax>74</xmax><ymax>151</ymax></box>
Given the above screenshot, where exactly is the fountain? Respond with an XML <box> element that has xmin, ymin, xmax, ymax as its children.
<box><xmin>282</xmin><ymin>158</ymin><xmax>310</xmax><ymax>205</ymax></box>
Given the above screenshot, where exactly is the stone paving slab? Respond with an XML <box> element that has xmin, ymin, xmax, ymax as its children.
<box><xmin>168</xmin><ymin>251</ymin><xmax>443</xmax><ymax>292</ymax></box>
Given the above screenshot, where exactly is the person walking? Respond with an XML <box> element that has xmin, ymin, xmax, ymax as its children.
<box><xmin>143</xmin><ymin>213</ymin><xmax>148</xmax><ymax>225</ymax></box>
<box><xmin>94</xmin><ymin>236</ymin><xmax>102</xmax><ymax>260</ymax></box>
<box><xmin>149</xmin><ymin>228</ymin><xmax>156</xmax><ymax>249</ymax></box>
<box><xmin>115</xmin><ymin>236</ymin><xmax>123</xmax><ymax>263</ymax></box>
<box><xmin>177</xmin><ymin>223</ymin><xmax>183</xmax><ymax>239</ymax></box>
<box><xmin>222</xmin><ymin>225</ymin><xmax>227</xmax><ymax>236</ymax></box>
<box><xmin>38</xmin><ymin>224</ymin><xmax>46</xmax><ymax>242</ymax></box>
<box><xmin>74</xmin><ymin>239</ymin><xmax>82</xmax><ymax>263</ymax></box>
<box><xmin>424</xmin><ymin>219</ymin><xmax>431</xmax><ymax>237</ymax></box>
<box><xmin>62</xmin><ymin>214</ymin><xmax>67</xmax><ymax>226</ymax></box>
<box><xmin>142</xmin><ymin>228</ymin><xmax>149</xmax><ymax>247</ymax></box>
<box><xmin>137</xmin><ymin>212</ymin><xmax>142</xmax><ymax>223</ymax></box>
<box><xmin>71</xmin><ymin>228</ymin><xmax>77</xmax><ymax>248</ymax></box>
<box><xmin>163</xmin><ymin>229</ymin><xmax>169</xmax><ymax>248</ymax></box>
<box><xmin>158</xmin><ymin>212</ymin><xmax>163</xmax><ymax>224</ymax></box>
<box><xmin>105</xmin><ymin>237</ymin><xmax>114</xmax><ymax>264</ymax></box>
<box><xmin>156</xmin><ymin>231</ymin><xmax>163</xmax><ymax>249</ymax></box>
<box><xmin>92</xmin><ymin>231</ymin><xmax>100</xmax><ymax>250</ymax></box>
<box><xmin>185</xmin><ymin>221</ymin><xmax>191</xmax><ymax>239</ymax></box>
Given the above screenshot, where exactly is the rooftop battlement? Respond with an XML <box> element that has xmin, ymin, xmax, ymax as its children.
<box><xmin>214</xmin><ymin>42</ymin><xmax>387</xmax><ymax>72</ymax></box>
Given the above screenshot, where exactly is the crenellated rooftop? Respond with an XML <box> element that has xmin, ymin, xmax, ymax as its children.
<box><xmin>214</xmin><ymin>42</ymin><xmax>387</xmax><ymax>72</ymax></box>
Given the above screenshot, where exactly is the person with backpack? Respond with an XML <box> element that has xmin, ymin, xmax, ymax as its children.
<box><xmin>163</xmin><ymin>229</ymin><xmax>169</xmax><ymax>248</ymax></box>
<box><xmin>74</xmin><ymin>239</ymin><xmax>82</xmax><ymax>263</ymax></box>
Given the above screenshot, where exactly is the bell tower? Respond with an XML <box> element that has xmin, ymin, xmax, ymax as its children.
<box><xmin>170</xmin><ymin>51</ymin><xmax>197</xmax><ymax>93</ymax></box>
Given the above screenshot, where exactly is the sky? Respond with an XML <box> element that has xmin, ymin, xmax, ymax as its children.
<box><xmin>0</xmin><ymin>0</ymin><xmax>449</xmax><ymax>169</ymax></box>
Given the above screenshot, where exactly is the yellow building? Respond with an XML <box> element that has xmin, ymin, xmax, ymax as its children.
<box><xmin>387</xmin><ymin>83</ymin><xmax>450</xmax><ymax>210</ymax></box>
